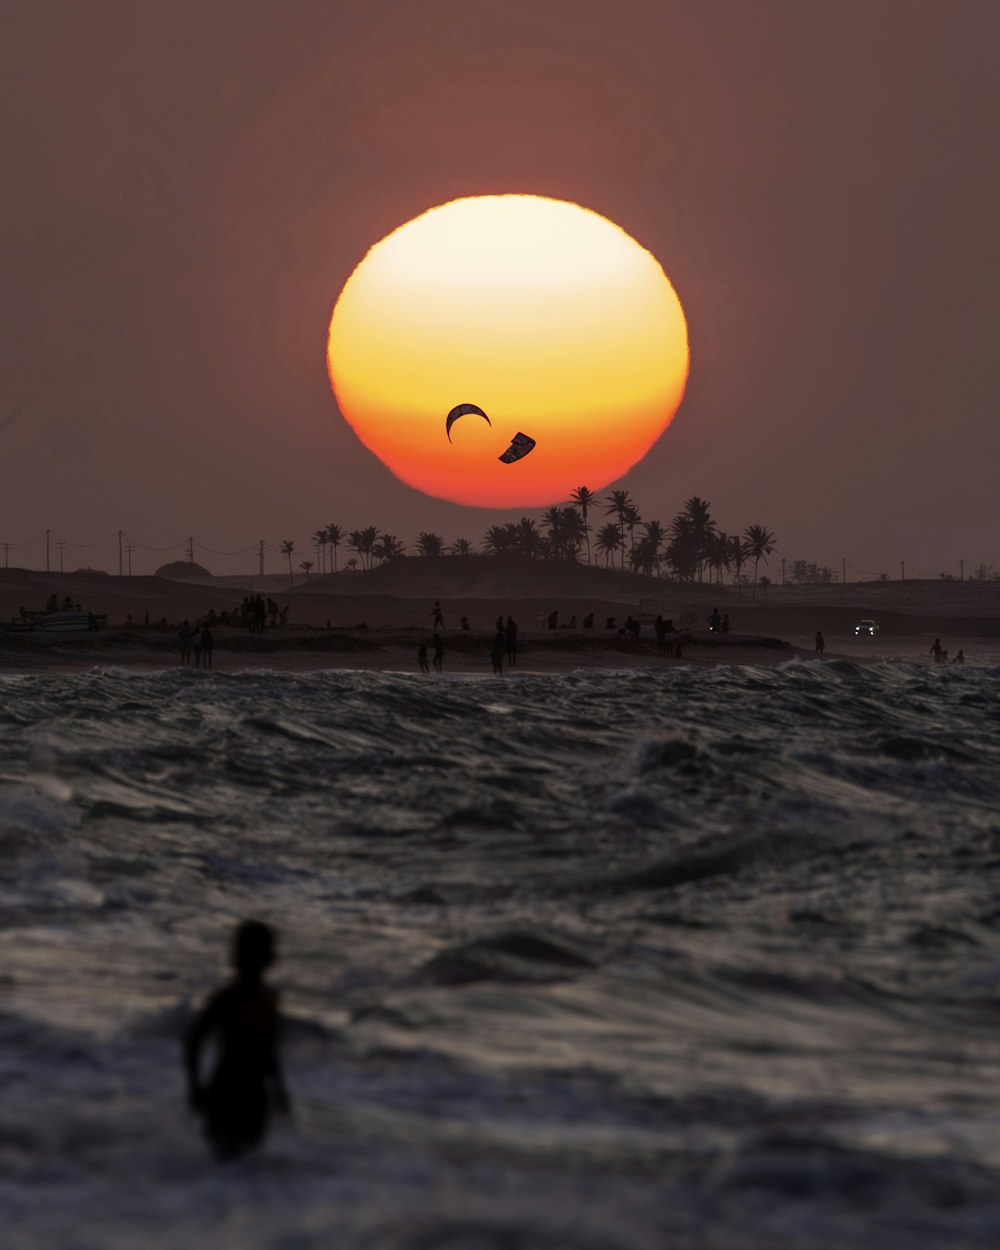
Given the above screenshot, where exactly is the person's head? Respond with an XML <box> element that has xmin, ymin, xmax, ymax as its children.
<box><xmin>232</xmin><ymin>920</ymin><xmax>275</xmax><ymax>978</ymax></box>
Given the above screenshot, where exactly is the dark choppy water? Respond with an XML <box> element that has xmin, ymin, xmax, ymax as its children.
<box><xmin>2</xmin><ymin>661</ymin><xmax>1000</xmax><ymax>1248</ymax></box>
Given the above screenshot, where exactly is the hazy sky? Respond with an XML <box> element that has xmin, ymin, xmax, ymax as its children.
<box><xmin>2</xmin><ymin>0</ymin><xmax>997</xmax><ymax>577</ymax></box>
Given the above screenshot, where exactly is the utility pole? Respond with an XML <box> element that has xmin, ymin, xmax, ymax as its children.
<box><xmin>56</xmin><ymin>540</ymin><xmax>67</xmax><ymax>573</ymax></box>
<box><xmin>842</xmin><ymin>557</ymin><xmax>846</xmax><ymax>587</ymax></box>
<box><xmin>187</xmin><ymin>537</ymin><xmax>194</xmax><ymax>564</ymax></box>
<box><xmin>1</xmin><ymin>542</ymin><xmax>9</xmax><ymax>568</ymax></box>
<box><xmin>960</xmin><ymin>559</ymin><xmax>964</xmax><ymax>581</ymax></box>
<box><xmin>901</xmin><ymin>560</ymin><xmax>905</xmax><ymax>582</ymax></box>
<box><xmin>125</xmin><ymin>544</ymin><xmax>135</xmax><ymax>576</ymax></box>
<box><xmin>781</xmin><ymin>557</ymin><xmax>786</xmax><ymax>586</ymax></box>
<box><xmin>258</xmin><ymin>539</ymin><xmax>265</xmax><ymax>576</ymax></box>
<box><xmin>118</xmin><ymin>530</ymin><xmax>123</xmax><ymax>577</ymax></box>
<box><xmin>46</xmin><ymin>529</ymin><xmax>50</xmax><ymax>572</ymax></box>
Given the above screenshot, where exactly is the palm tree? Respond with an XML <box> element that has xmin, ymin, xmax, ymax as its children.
<box><xmin>325</xmin><ymin>524</ymin><xmax>342</xmax><ymax>572</ymax></box>
<box><xmin>623</xmin><ymin>504</ymin><xmax>642</xmax><ymax>565</ymax></box>
<box><xmin>374</xmin><ymin>534</ymin><xmax>405</xmax><ymax>563</ymax></box>
<box><xmin>595</xmin><ymin>522</ymin><xmax>623</xmax><ymax>568</ymax></box>
<box><xmin>707</xmin><ymin>531</ymin><xmax>730</xmax><ymax>585</ymax></box>
<box><xmin>279</xmin><ymin>540</ymin><xmax>295</xmax><ymax>587</ymax></box>
<box><xmin>415</xmin><ymin>531</ymin><xmax>444</xmax><ymax>557</ymax></box>
<box><xmin>728</xmin><ymin>534</ymin><xmax>748</xmax><ymax>594</ymax></box>
<box><xmin>560</xmin><ymin>508</ymin><xmax>587</xmax><ymax>562</ymax></box>
<box><xmin>637</xmin><ymin>520</ymin><xmax>665</xmax><ymax>577</ymax></box>
<box><xmin>743</xmin><ymin>524</ymin><xmax>776</xmax><ymax>596</ymax></box>
<box><xmin>603</xmin><ymin>490</ymin><xmax>636</xmax><ymax>570</ymax></box>
<box><xmin>681</xmin><ymin>496</ymin><xmax>716</xmax><ymax>581</ymax></box>
<box><xmin>449</xmin><ymin>537</ymin><xmax>473</xmax><ymax>556</ymax></box>
<box><xmin>482</xmin><ymin>525</ymin><xmax>510</xmax><ymax>556</ymax></box>
<box><xmin>666</xmin><ymin>515</ymin><xmax>699</xmax><ymax>582</ymax></box>
<box><xmin>311</xmin><ymin>530</ymin><xmax>328</xmax><ymax>575</ymax></box>
<box><xmin>569</xmin><ymin>486</ymin><xmax>596</xmax><ymax>563</ymax></box>
<box><xmin>299</xmin><ymin>560</ymin><xmax>313</xmax><ymax>579</ymax></box>
<box><xmin>541</xmin><ymin>506</ymin><xmax>565</xmax><ymax>560</ymax></box>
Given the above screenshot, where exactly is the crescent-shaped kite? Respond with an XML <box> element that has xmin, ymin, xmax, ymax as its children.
<box><xmin>445</xmin><ymin>403</ymin><xmax>491</xmax><ymax>443</ymax></box>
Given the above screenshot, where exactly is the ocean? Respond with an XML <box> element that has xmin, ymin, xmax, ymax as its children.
<box><xmin>2</xmin><ymin>660</ymin><xmax>1000</xmax><ymax>1249</ymax></box>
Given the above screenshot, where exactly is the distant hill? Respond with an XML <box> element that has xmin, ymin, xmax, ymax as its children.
<box><xmin>291</xmin><ymin>554</ymin><xmax>723</xmax><ymax>603</ymax></box>
<box><xmin>155</xmin><ymin>560</ymin><xmax>213</xmax><ymax>581</ymax></box>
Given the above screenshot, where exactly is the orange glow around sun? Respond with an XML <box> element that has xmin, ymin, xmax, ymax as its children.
<box><xmin>327</xmin><ymin>195</ymin><xmax>689</xmax><ymax>508</ymax></box>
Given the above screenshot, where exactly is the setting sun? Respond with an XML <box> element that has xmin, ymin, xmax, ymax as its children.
<box><xmin>327</xmin><ymin>195</ymin><xmax>689</xmax><ymax>508</ymax></box>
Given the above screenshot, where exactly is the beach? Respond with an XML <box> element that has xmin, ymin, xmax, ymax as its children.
<box><xmin>2</xmin><ymin>563</ymin><xmax>997</xmax><ymax>674</ymax></box>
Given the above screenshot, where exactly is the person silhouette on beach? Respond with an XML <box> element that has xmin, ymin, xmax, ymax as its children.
<box><xmin>432</xmin><ymin>633</ymin><xmax>444</xmax><ymax>673</ymax></box>
<box><xmin>930</xmin><ymin>638</ymin><xmax>944</xmax><ymax>664</ymax></box>
<box><xmin>417</xmin><ymin>641</ymin><xmax>429</xmax><ymax>673</ymax></box>
<box><xmin>952</xmin><ymin>649</ymin><xmax>965</xmax><ymax>664</ymax></box>
<box><xmin>178</xmin><ymin>620</ymin><xmax>195</xmax><ymax>665</ymax></box>
<box><xmin>708</xmin><ymin>607</ymin><xmax>722</xmax><ymax>633</ymax></box>
<box><xmin>491</xmin><ymin>626</ymin><xmax>505</xmax><ymax>674</ymax></box>
<box><xmin>430</xmin><ymin>601</ymin><xmax>445</xmax><ymax>631</ymax></box>
<box><xmin>184</xmin><ymin>920</ymin><xmax>290</xmax><ymax>1161</ymax></box>
<box><xmin>200</xmin><ymin>625</ymin><xmax>214</xmax><ymax>669</ymax></box>
<box><xmin>815</xmin><ymin>630</ymin><xmax>825</xmax><ymax>654</ymax></box>
<box><xmin>721</xmin><ymin>614</ymin><xmax>730</xmax><ymax>634</ymax></box>
<box><xmin>504</xmin><ymin>616</ymin><xmax>518</xmax><ymax>665</ymax></box>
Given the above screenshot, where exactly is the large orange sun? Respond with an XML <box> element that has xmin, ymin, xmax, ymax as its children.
<box><xmin>326</xmin><ymin>195</ymin><xmax>689</xmax><ymax>508</ymax></box>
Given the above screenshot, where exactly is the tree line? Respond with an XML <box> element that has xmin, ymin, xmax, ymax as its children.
<box><xmin>278</xmin><ymin>492</ymin><xmax>778</xmax><ymax>591</ymax></box>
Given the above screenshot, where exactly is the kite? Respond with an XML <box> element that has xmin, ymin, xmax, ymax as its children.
<box><xmin>498</xmin><ymin>432</ymin><xmax>536</xmax><ymax>464</ymax></box>
<box><xmin>445</xmin><ymin>403</ymin><xmax>491</xmax><ymax>443</ymax></box>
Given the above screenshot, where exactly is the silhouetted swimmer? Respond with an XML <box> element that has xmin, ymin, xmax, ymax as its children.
<box><xmin>815</xmin><ymin>630</ymin><xmax>825</xmax><ymax>654</ymax></box>
<box><xmin>460</xmin><ymin>616</ymin><xmax>470</xmax><ymax>631</ymax></box>
<box><xmin>430</xmin><ymin>601</ymin><xmax>445</xmax><ymax>631</ymax></box>
<box><xmin>432</xmin><ymin>632</ymin><xmax>444</xmax><ymax>673</ymax></box>
<box><xmin>417</xmin><ymin>641</ymin><xmax>429</xmax><ymax>673</ymax></box>
<box><xmin>930</xmin><ymin>638</ymin><xmax>943</xmax><ymax>664</ymax></box>
<box><xmin>952</xmin><ymin>649</ymin><xmax>965</xmax><ymax>664</ymax></box>
<box><xmin>185</xmin><ymin>920</ymin><xmax>289</xmax><ymax>1161</ymax></box>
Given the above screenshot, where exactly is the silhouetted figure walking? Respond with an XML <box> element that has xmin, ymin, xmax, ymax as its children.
<box><xmin>432</xmin><ymin>633</ymin><xmax>444</xmax><ymax>673</ymax></box>
<box><xmin>200</xmin><ymin>626</ymin><xmax>214</xmax><ymax>669</ymax></box>
<box><xmin>952</xmin><ymin>649</ymin><xmax>965</xmax><ymax>665</ymax></box>
<box><xmin>815</xmin><ymin>630</ymin><xmax>825</xmax><ymax>654</ymax></box>
<box><xmin>417</xmin><ymin>642</ymin><xmax>429</xmax><ymax>673</ymax></box>
<box><xmin>430</xmin><ymin>601</ymin><xmax>445</xmax><ymax>631</ymax></box>
<box><xmin>184</xmin><ymin>920</ymin><xmax>289</xmax><ymax>1161</ymax></box>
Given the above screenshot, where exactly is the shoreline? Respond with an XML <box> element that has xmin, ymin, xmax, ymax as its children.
<box><xmin>0</xmin><ymin>626</ymin><xmax>993</xmax><ymax>676</ymax></box>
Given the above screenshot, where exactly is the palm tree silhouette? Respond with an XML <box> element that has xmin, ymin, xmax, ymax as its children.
<box><xmin>569</xmin><ymin>486</ymin><xmax>595</xmax><ymax>564</ymax></box>
<box><xmin>311</xmin><ymin>530</ymin><xmax>328</xmax><ymax>575</ymax></box>
<box><xmin>299</xmin><ymin>560</ymin><xmax>313</xmax><ymax>579</ymax></box>
<box><xmin>728</xmin><ymin>534</ymin><xmax>748</xmax><ymax>593</ymax></box>
<box><xmin>279</xmin><ymin>540</ymin><xmax>295</xmax><ymax>587</ymax></box>
<box><xmin>681</xmin><ymin>496</ymin><xmax>716</xmax><ymax>581</ymax></box>
<box><xmin>595</xmin><ymin>522</ymin><xmax>623</xmax><ymax>568</ymax></box>
<box><xmin>603</xmin><ymin>490</ymin><xmax>636</xmax><ymax>570</ymax></box>
<box><xmin>325</xmin><ymin>524</ymin><xmax>342</xmax><ymax>573</ymax></box>
<box><xmin>416</xmin><ymin>532</ymin><xmax>444</xmax><ymax>557</ymax></box>
<box><xmin>743</xmin><ymin>524</ymin><xmax>776</xmax><ymax>596</ymax></box>
<box><xmin>449</xmin><ymin>538</ymin><xmax>473</xmax><ymax>556</ymax></box>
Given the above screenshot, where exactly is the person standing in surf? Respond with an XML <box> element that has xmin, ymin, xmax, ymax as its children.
<box><xmin>184</xmin><ymin>920</ymin><xmax>290</xmax><ymax>1160</ymax></box>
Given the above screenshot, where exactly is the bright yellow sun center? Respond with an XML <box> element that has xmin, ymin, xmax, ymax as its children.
<box><xmin>327</xmin><ymin>195</ymin><xmax>689</xmax><ymax>508</ymax></box>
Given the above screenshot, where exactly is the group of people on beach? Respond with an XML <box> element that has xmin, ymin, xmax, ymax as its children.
<box><xmin>418</xmin><ymin>603</ymin><xmax>520</xmax><ymax>674</ymax></box>
<box><xmin>178</xmin><ymin>620</ymin><xmax>215</xmax><ymax>667</ymax></box>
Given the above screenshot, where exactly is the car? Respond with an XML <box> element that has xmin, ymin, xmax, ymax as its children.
<box><xmin>853</xmin><ymin>619</ymin><xmax>879</xmax><ymax>637</ymax></box>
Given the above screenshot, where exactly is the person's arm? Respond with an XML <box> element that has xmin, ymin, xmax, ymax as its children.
<box><xmin>184</xmin><ymin>994</ymin><xmax>219</xmax><ymax>1111</ymax></box>
<box><xmin>266</xmin><ymin>991</ymin><xmax>291</xmax><ymax>1115</ymax></box>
